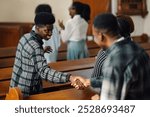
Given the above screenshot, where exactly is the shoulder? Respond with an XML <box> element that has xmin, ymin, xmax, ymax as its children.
<box><xmin>66</xmin><ymin>19</ymin><xmax>73</xmax><ymax>25</ymax></box>
<box><xmin>52</xmin><ymin>25</ymin><xmax>59</xmax><ymax>33</ymax></box>
<box><xmin>23</xmin><ymin>33</ymin><xmax>41</xmax><ymax>50</ymax></box>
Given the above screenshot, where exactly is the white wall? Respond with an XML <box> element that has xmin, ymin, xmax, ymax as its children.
<box><xmin>0</xmin><ymin>0</ymin><xmax>149</xmax><ymax>36</ymax></box>
<box><xmin>0</xmin><ymin>0</ymin><xmax>72</xmax><ymax>26</ymax></box>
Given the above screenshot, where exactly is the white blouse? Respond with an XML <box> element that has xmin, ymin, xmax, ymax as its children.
<box><xmin>61</xmin><ymin>15</ymin><xmax>88</xmax><ymax>42</ymax></box>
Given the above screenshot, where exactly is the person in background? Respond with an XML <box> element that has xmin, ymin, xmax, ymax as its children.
<box><xmin>33</xmin><ymin>4</ymin><xmax>61</xmax><ymax>63</ymax></box>
<box><xmin>58</xmin><ymin>2</ymin><xmax>90</xmax><ymax>60</ymax></box>
<box><xmin>72</xmin><ymin>13</ymin><xmax>150</xmax><ymax>100</ymax></box>
<box><xmin>10</xmin><ymin>12</ymin><xmax>76</xmax><ymax>97</ymax></box>
<box><xmin>117</xmin><ymin>14</ymin><xmax>134</xmax><ymax>38</ymax></box>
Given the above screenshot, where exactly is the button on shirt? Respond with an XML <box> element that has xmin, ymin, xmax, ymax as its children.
<box><xmin>10</xmin><ymin>31</ymin><xmax>70</xmax><ymax>97</ymax></box>
<box><xmin>61</xmin><ymin>15</ymin><xmax>88</xmax><ymax>42</ymax></box>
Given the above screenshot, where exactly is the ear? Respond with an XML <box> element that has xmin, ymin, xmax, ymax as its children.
<box><xmin>35</xmin><ymin>25</ymin><xmax>40</xmax><ymax>32</ymax></box>
<box><xmin>97</xmin><ymin>32</ymin><xmax>104</xmax><ymax>42</ymax></box>
<box><xmin>35</xmin><ymin>25</ymin><xmax>39</xmax><ymax>29</ymax></box>
<box><xmin>101</xmin><ymin>33</ymin><xmax>105</xmax><ymax>41</ymax></box>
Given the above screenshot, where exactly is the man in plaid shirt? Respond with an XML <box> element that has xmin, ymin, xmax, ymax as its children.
<box><xmin>10</xmin><ymin>12</ymin><xmax>75</xmax><ymax>97</ymax></box>
<box><xmin>72</xmin><ymin>13</ymin><xmax>150</xmax><ymax>100</ymax></box>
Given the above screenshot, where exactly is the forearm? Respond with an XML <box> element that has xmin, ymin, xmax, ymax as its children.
<box><xmin>39</xmin><ymin>66</ymin><xmax>71</xmax><ymax>83</ymax></box>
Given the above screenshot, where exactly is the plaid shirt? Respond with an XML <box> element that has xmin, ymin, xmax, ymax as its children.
<box><xmin>10</xmin><ymin>31</ymin><xmax>70</xmax><ymax>97</ymax></box>
<box><xmin>92</xmin><ymin>38</ymin><xmax>150</xmax><ymax>100</ymax></box>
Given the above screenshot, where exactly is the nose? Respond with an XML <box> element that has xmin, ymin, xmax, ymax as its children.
<box><xmin>47</xmin><ymin>30</ymin><xmax>52</xmax><ymax>36</ymax></box>
<box><xmin>46</xmin><ymin>31</ymin><xmax>52</xmax><ymax>39</ymax></box>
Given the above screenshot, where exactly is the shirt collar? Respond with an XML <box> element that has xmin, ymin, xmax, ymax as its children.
<box><xmin>105</xmin><ymin>37</ymin><xmax>130</xmax><ymax>55</ymax></box>
<box><xmin>113</xmin><ymin>37</ymin><xmax>125</xmax><ymax>44</ymax></box>
<box><xmin>73</xmin><ymin>15</ymin><xmax>81</xmax><ymax>20</ymax></box>
<box><xmin>30</xmin><ymin>31</ymin><xmax>43</xmax><ymax>46</ymax></box>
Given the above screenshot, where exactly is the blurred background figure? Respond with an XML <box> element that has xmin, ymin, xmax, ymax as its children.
<box><xmin>33</xmin><ymin>4</ymin><xmax>61</xmax><ymax>63</ymax></box>
<box><xmin>58</xmin><ymin>1</ymin><xmax>90</xmax><ymax>60</ymax></box>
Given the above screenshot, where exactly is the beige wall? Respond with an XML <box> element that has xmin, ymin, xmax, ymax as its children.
<box><xmin>0</xmin><ymin>0</ymin><xmax>72</xmax><ymax>26</ymax></box>
<box><xmin>0</xmin><ymin>0</ymin><xmax>150</xmax><ymax>36</ymax></box>
<box><xmin>144</xmin><ymin>0</ymin><xmax>150</xmax><ymax>37</ymax></box>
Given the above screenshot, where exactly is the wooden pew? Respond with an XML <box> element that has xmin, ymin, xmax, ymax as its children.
<box><xmin>24</xmin><ymin>87</ymin><xmax>96</xmax><ymax>100</ymax></box>
<box><xmin>0</xmin><ymin>34</ymin><xmax>149</xmax><ymax>68</ymax></box>
<box><xmin>132</xmin><ymin>33</ymin><xmax>149</xmax><ymax>43</ymax></box>
<box><xmin>1</xmin><ymin>43</ymin><xmax>150</xmax><ymax>99</ymax></box>
<box><xmin>0</xmin><ymin>41</ymin><xmax>98</xmax><ymax>68</ymax></box>
<box><xmin>0</xmin><ymin>57</ymin><xmax>95</xmax><ymax>99</ymax></box>
<box><xmin>0</xmin><ymin>25</ymin><xmax>21</xmax><ymax>47</ymax></box>
<box><xmin>57</xmin><ymin>34</ymin><xmax>149</xmax><ymax>61</ymax></box>
<box><xmin>0</xmin><ymin>47</ymin><xmax>16</xmax><ymax>68</ymax></box>
<box><xmin>0</xmin><ymin>23</ymin><xmax>33</xmax><ymax>47</ymax></box>
<box><xmin>57</xmin><ymin>41</ymin><xmax>100</xmax><ymax>61</ymax></box>
<box><xmin>139</xmin><ymin>43</ymin><xmax>150</xmax><ymax>50</ymax></box>
<box><xmin>5</xmin><ymin>86</ymin><xmax>96</xmax><ymax>100</ymax></box>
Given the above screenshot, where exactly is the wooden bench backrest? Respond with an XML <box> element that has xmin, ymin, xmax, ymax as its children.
<box><xmin>0</xmin><ymin>25</ymin><xmax>21</xmax><ymax>47</ymax></box>
<box><xmin>0</xmin><ymin>23</ymin><xmax>33</xmax><ymax>47</ymax></box>
<box><xmin>0</xmin><ymin>47</ymin><xmax>16</xmax><ymax>68</ymax></box>
<box><xmin>140</xmin><ymin>43</ymin><xmax>150</xmax><ymax>50</ymax></box>
<box><xmin>24</xmin><ymin>87</ymin><xmax>96</xmax><ymax>100</ymax></box>
<box><xmin>132</xmin><ymin>34</ymin><xmax>149</xmax><ymax>43</ymax></box>
<box><xmin>0</xmin><ymin>41</ymin><xmax>98</xmax><ymax>68</ymax></box>
<box><xmin>0</xmin><ymin>41</ymin><xmax>150</xmax><ymax>69</ymax></box>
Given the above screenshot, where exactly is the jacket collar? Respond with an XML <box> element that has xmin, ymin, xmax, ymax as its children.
<box><xmin>30</xmin><ymin>30</ymin><xmax>43</xmax><ymax>46</ymax></box>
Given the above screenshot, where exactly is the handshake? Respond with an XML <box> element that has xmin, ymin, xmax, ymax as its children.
<box><xmin>70</xmin><ymin>76</ymin><xmax>90</xmax><ymax>90</ymax></box>
<box><xmin>69</xmin><ymin>76</ymin><xmax>100</xmax><ymax>100</ymax></box>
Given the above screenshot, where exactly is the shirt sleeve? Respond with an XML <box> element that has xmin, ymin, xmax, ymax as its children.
<box><xmin>31</xmin><ymin>46</ymin><xmax>70</xmax><ymax>83</ymax></box>
<box><xmin>60</xmin><ymin>20</ymin><xmax>73</xmax><ymax>43</ymax></box>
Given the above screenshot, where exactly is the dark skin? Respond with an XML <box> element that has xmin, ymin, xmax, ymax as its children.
<box><xmin>35</xmin><ymin>24</ymin><xmax>53</xmax><ymax>40</ymax></box>
<box><xmin>35</xmin><ymin>24</ymin><xmax>53</xmax><ymax>53</ymax></box>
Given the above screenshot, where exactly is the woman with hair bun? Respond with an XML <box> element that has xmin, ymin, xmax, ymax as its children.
<box><xmin>58</xmin><ymin>2</ymin><xmax>90</xmax><ymax>60</ymax></box>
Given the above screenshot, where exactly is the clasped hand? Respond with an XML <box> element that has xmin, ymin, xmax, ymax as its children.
<box><xmin>70</xmin><ymin>76</ymin><xmax>90</xmax><ymax>90</ymax></box>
